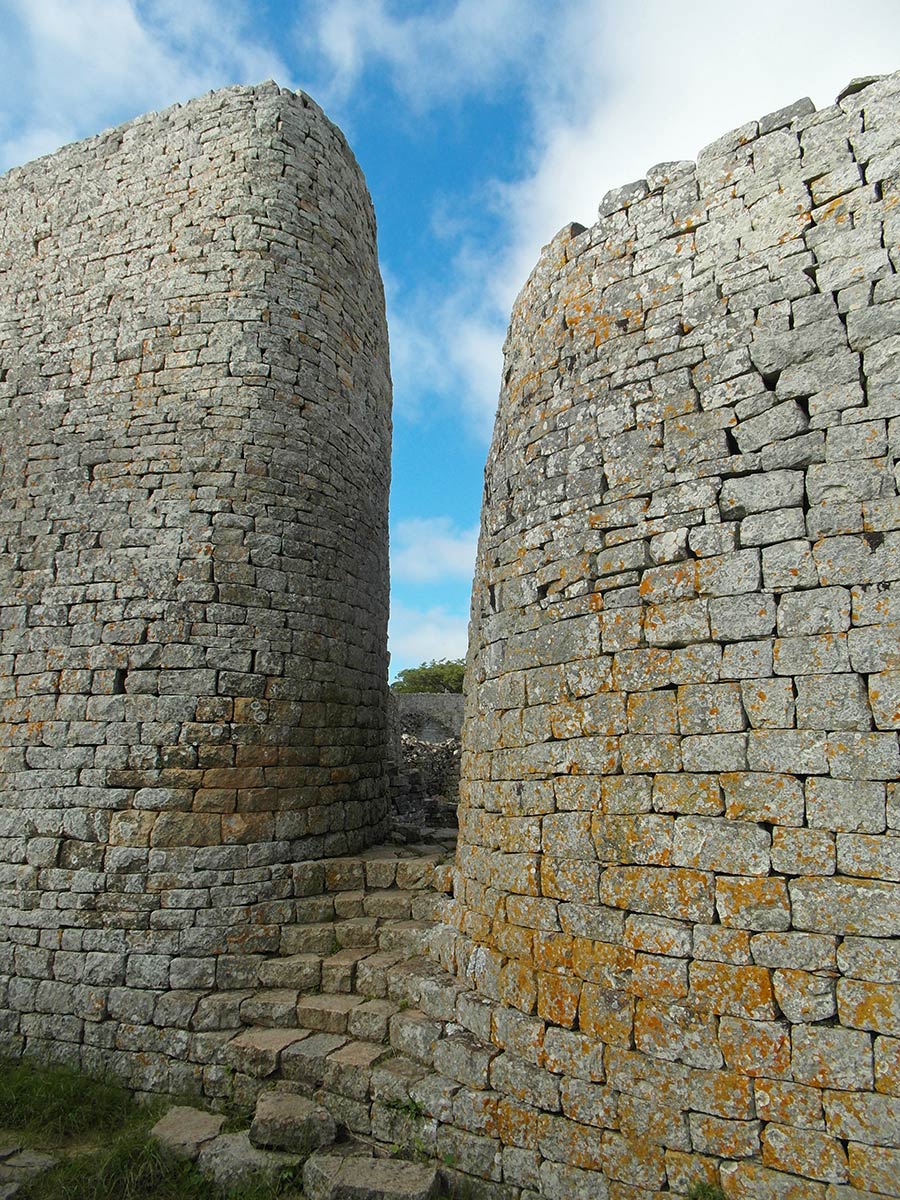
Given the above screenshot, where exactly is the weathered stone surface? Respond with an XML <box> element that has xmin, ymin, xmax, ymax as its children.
<box><xmin>303</xmin><ymin>1152</ymin><xmax>441</xmax><ymax>1200</ymax></box>
<box><xmin>443</xmin><ymin>70</ymin><xmax>900</xmax><ymax>1200</ymax></box>
<box><xmin>250</xmin><ymin>1090</ymin><xmax>337</xmax><ymax>1154</ymax></box>
<box><xmin>197</xmin><ymin>1131</ymin><xmax>301</xmax><ymax>1192</ymax></box>
<box><xmin>150</xmin><ymin>1105</ymin><xmax>225</xmax><ymax>1160</ymax></box>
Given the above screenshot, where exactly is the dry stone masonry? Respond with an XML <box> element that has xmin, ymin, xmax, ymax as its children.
<box><xmin>2</xmin><ymin>71</ymin><xmax>900</xmax><ymax>1200</ymax></box>
<box><xmin>437</xmin><ymin>72</ymin><xmax>900</xmax><ymax>1196</ymax></box>
<box><xmin>0</xmin><ymin>83</ymin><xmax>392</xmax><ymax>1087</ymax></box>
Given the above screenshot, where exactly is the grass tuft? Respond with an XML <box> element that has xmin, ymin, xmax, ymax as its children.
<box><xmin>18</xmin><ymin>1132</ymin><xmax>211</xmax><ymax>1200</ymax></box>
<box><xmin>0</xmin><ymin>1058</ymin><xmax>137</xmax><ymax>1143</ymax></box>
<box><xmin>687</xmin><ymin>1183</ymin><xmax>726</xmax><ymax>1200</ymax></box>
<box><xmin>0</xmin><ymin>1057</ymin><xmax>303</xmax><ymax>1199</ymax></box>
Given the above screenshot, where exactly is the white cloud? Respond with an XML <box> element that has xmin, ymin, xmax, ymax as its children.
<box><xmin>298</xmin><ymin>0</ymin><xmax>545</xmax><ymax>109</ymax></box>
<box><xmin>0</xmin><ymin>0</ymin><xmax>292</xmax><ymax>170</ymax></box>
<box><xmin>388</xmin><ymin>601</ymin><xmax>469</xmax><ymax>676</ymax></box>
<box><xmin>392</xmin><ymin>517</ymin><xmax>479</xmax><ymax>584</ymax></box>
<box><xmin>387</xmin><ymin>285</ymin><xmax>504</xmax><ymax>438</ymax></box>
<box><xmin>385</xmin><ymin>0</ymin><xmax>900</xmax><ymax>446</ymax></box>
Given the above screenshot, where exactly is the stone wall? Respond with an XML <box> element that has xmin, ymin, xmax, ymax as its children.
<box><xmin>0</xmin><ymin>84</ymin><xmax>392</xmax><ymax>1084</ymax></box>
<box><xmin>441</xmin><ymin>73</ymin><xmax>900</xmax><ymax>1196</ymax></box>
<box><xmin>389</xmin><ymin>693</ymin><xmax>463</xmax><ymax>829</ymax></box>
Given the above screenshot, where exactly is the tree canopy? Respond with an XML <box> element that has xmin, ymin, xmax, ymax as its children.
<box><xmin>390</xmin><ymin>657</ymin><xmax>465</xmax><ymax>694</ymax></box>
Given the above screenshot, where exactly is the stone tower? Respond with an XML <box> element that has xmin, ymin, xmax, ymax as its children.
<box><xmin>0</xmin><ymin>84</ymin><xmax>391</xmax><ymax>1084</ymax></box>
<box><xmin>441</xmin><ymin>72</ymin><xmax>900</xmax><ymax>1195</ymax></box>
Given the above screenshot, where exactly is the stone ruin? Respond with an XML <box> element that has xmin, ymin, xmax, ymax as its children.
<box><xmin>439</xmin><ymin>70</ymin><xmax>900</xmax><ymax>1197</ymax></box>
<box><xmin>0</xmin><ymin>83</ymin><xmax>392</xmax><ymax>1081</ymax></box>
<box><xmin>389</xmin><ymin>692</ymin><xmax>463</xmax><ymax>833</ymax></box>
<box><xmin>1</xmin><ymin>72</ymin><xmax>900</xmax><ymax>1198</ymax></box>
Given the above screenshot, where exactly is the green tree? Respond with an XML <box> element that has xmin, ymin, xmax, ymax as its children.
<box><xmin>391</xmin><ymin>657</ymin><xmax>465</xmax><ymax>693</ymax></box>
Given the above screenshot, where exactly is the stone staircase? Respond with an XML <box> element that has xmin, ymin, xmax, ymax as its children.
<box><xmin>206</xmin><ymin>833</ymin><xmax>505</xmax><ymax>1197</ymax></box>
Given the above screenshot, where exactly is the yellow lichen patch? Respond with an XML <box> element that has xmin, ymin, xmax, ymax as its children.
<box><xmin>537</xmin><ymin>971</ymin><xmax>581</xmax><ymax>1026</ymax></box>
<box><xmin>497</xmin><ymin>1098</ymin><xmax>549</xmax><ymax>1149</ymax></box>
<box><xmin>499</xmin><ymin>957</ymin><xmax>538</xmax><ymax>1013</ymax></box>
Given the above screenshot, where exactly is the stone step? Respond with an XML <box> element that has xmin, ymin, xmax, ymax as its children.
<box><xmin>376</xmin><ymin>920</ymin><xmax>433</xmax><ymax>956</ymax></box>
<box><xmin>388</xmin><ymin>1008</ymin><xmax>445</xmax><ymax>1068</ymax></box>
<box><xmin>303</xmin><ymin>1150</ymin><xmax>442</xmax><ymax>1200</ymax></box>
<box><xmin>355</xmin><ymin>951</ymin><xmax>405</xmax><ymax>998</ymax></box>
<box><xmin>249</xmin><ymin>1088</ymin><xmax>337</xmax><ymax>1155</ymax></box>
<box><xmin>281</xmin><ymin>923</ymin><xmax>341</xmax><ymax>957</ymax></box>
<box><xmin>225</xmin><ymin>1026</ymin><xmax>313</xmax><ymax>1078</ymax></box>
<box><xmin>334</xmin><ymin>917</ymin><xmax>379</xmax><ymax>949</ymax></box>
<box><xmin>258</xmin><ymin>953</ymin><xmax>322</xmax><ymax>991</ymax></box>
<box><xmin>363</xmin><ymin>888</ymin><xmax>414</xmax><ymax>921</ymax></box>
<box><xmin>240</xmin><ymin>988</ymin><xmax>300</xmax><ymax>1029</ymax></box>
<box><xmin>296</xmin><ymin>992</ymin><xmax>365</xmax><ymax>1035</ymax></box>
<box><xmin>321</xmin><ymin>947</ymin><xmax>373</xmax><ymax>993</ymax></box>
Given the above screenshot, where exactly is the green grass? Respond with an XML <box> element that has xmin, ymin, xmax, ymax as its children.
<box><xmin>0</xmin><ymin>1058</ymin><xmax>303</xmax><ymax>1200</ymax></box>
<box><xmin>0</xmin><ymin>1057</ymin><xmax>137</xmax><ymax>1144</ymax></box>
<box><xmin>687</xmin><ymin>1183</ymin><xmax>726</xmax><ymax>1200</ymax></box>
<box><xmin>16</xmin><ymin>1131</ymin><xmax>212</xmax><ymax>1200</ymax></box>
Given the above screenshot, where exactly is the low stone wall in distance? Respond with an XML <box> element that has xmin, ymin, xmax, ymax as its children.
<box><xmin>389</xmin><ymin>694</ymin><xmax>463</xmax><ymax>830</ymax></box>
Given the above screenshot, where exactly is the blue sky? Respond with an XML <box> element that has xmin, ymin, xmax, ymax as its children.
<box><xmin>2</xmin><ymin>1</ymin><xmax>900</xmax><ymax>680</ymax></box>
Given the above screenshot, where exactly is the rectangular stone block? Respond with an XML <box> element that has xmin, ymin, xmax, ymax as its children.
<box><xmin>578</xmin><ymin>982</ymin><xmax>634</xmax><ymax>1046</ymax></box>
<box><xmin>716</xmin><ymin>875</ymin><xmax>791</xmax><ymax>931</ymax></box>
<box><xmin>709</xmin><ymin>595</ymin><xmax>776</xmax><ymax>641</ymax></box>
<box><xmin>761</xmin><ymin>1122</ymin><xmax>849</xmax><ymax>1184</ymax></box>
<box><xmin>722</xmin><ymin>771</ymin><xmax>804</xmax><ymax>825</ymax></box>
<box><xmin>774</xmin><ymin>633</ymin><xmax>851</xmax><ymax>675</ymax></box>
<box><xmin>796</xmin><ymin>673</ymin><xmax>872</xmax><ymax>731</ymax></box>
<box><xmin>848</xmin><ymin>1142</ymin><xmax>900</xmax><ymax>1194</ymax></box>
<box><xmin>598</xmin><ymin>865</ymin><xmax>715</xmax><ymax>922</ymax></box>
<box><xmin>652</xmin><ymin>773</ymin><xmax>722</xmax><ymax>815</ymax></box>
<box><xmin>771</xmin><ymin>826</ymin><xmax>836</xmax><ymax>876</ymax></box>
<box><xmin>837</xmin><ymin>978</ymin><xmax>900</xmax><ymax>1037</ymax></box>
<box><xmin>634</xmin><ymin>999</ymin><xmax>723</xmax><ymax>1069</ymax></box>
<box><xmin>677</xmin><ymin>683</ymin><xmax>745</xmax><ymax>734</ymax></box>
<box><xmin>754</xmin><ymin>1079</ymin><xmax>825</xmax><ymax>1130</ymax></box>
<box><xmin>777</xmin><ymin>586</ymin><xmax>852</xmax><ymax>635</ymax></box>
<box><xmin>720</xmin><ymin>470</ymin><xmax>805</xmax><ymax>518</ymax></box>
<box><xmin>674</xmin><ymin>815</ymin><xmax>769</xmax><ymax>875</ymax></box>
<box><xmin>689</xmin><ymin>960</ymin><xmax>776</xmax><ymax>1020</ymax></box>
<box><xmin>763</xmin><ymin>539</ymin><xmax>820</xmax><ymax>590</ymax></box>
<box><xmin>790</xmin><ymin>877</ymin><xmax>900</xmax><ymax>936</ymax></box>
<box><xmin>827</xmin><ymin>731</ymin><xmax>900</xmax><ymax>780</ymax></box>
<box><xmin>792</xmin><ymin>1022</ymin><xmax>873</xmax><ymax>1090</ymax></box>
<box><xmin>806</xmin><ymin>778</ymin><xmax>886</xmax><ymax>832</ymax></box>
<box><xmin>837</xmin><ymin>832</ymin><xmax>900</xmax><ymax>880</ymax></box>
<box><xmin>747</xmin><ymin>729</ymin><xmax>828</xmax><ymax>774</ymax></box>
<box><xmin>718</xmin><ymin>1015</ymin><xmax>791</xmax><ymax>1079</ymax></box>
<box><xmin>681</xmin><ymin>733</ymin><xmax>747</xmax><ymax>772</ymax></box>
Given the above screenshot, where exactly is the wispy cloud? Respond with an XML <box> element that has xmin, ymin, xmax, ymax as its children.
<box><xmin>388</xmin><ymin>601</ymin><xmax>469</xmax><ymax>674</ymax></box>
<box><xmin>392</xmin><ymin>517</ymin><xmax>479</xmax><ymax>585</ymax></box>
<box><xmin>0</xmin><ymin>0</ymin><xmax>291</xmax><ymax>169</ymax></box>
<box><xmin>296</xmin><ymin>0</ymin><xmax>545</xmax><ymax>110</ymax></box>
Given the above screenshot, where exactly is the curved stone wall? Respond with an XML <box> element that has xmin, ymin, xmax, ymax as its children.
<box><xmin>0</xmin><ymin>84</ymin><xmax>391</xmax><ymax>1085</ymax></box>
<box><xmin>445</xmin><ymin>73</ymin><xmax>900</xmax><ymax>1195</ymax></box>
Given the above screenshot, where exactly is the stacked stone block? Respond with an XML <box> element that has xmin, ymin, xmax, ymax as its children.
<box><xmin>441</xmin><ymin>73</ymin><xmax>900</xmax><ymax>1196</ymax></box>
<box><xmin>0</xmin><ymin>83</ymin><xmax>391</xmax><ymax>1087</ymax></box>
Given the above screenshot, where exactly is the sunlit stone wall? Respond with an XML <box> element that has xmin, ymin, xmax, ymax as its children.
<box><xmin>443</xmin><ymin>72</ymin><xmax>900</xmax><ymax>1196</ymax></box>
<box><xmin>0</xmin><ymin>83</ymin><xmax>391</xmax><ymax>1090</ymax></box>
